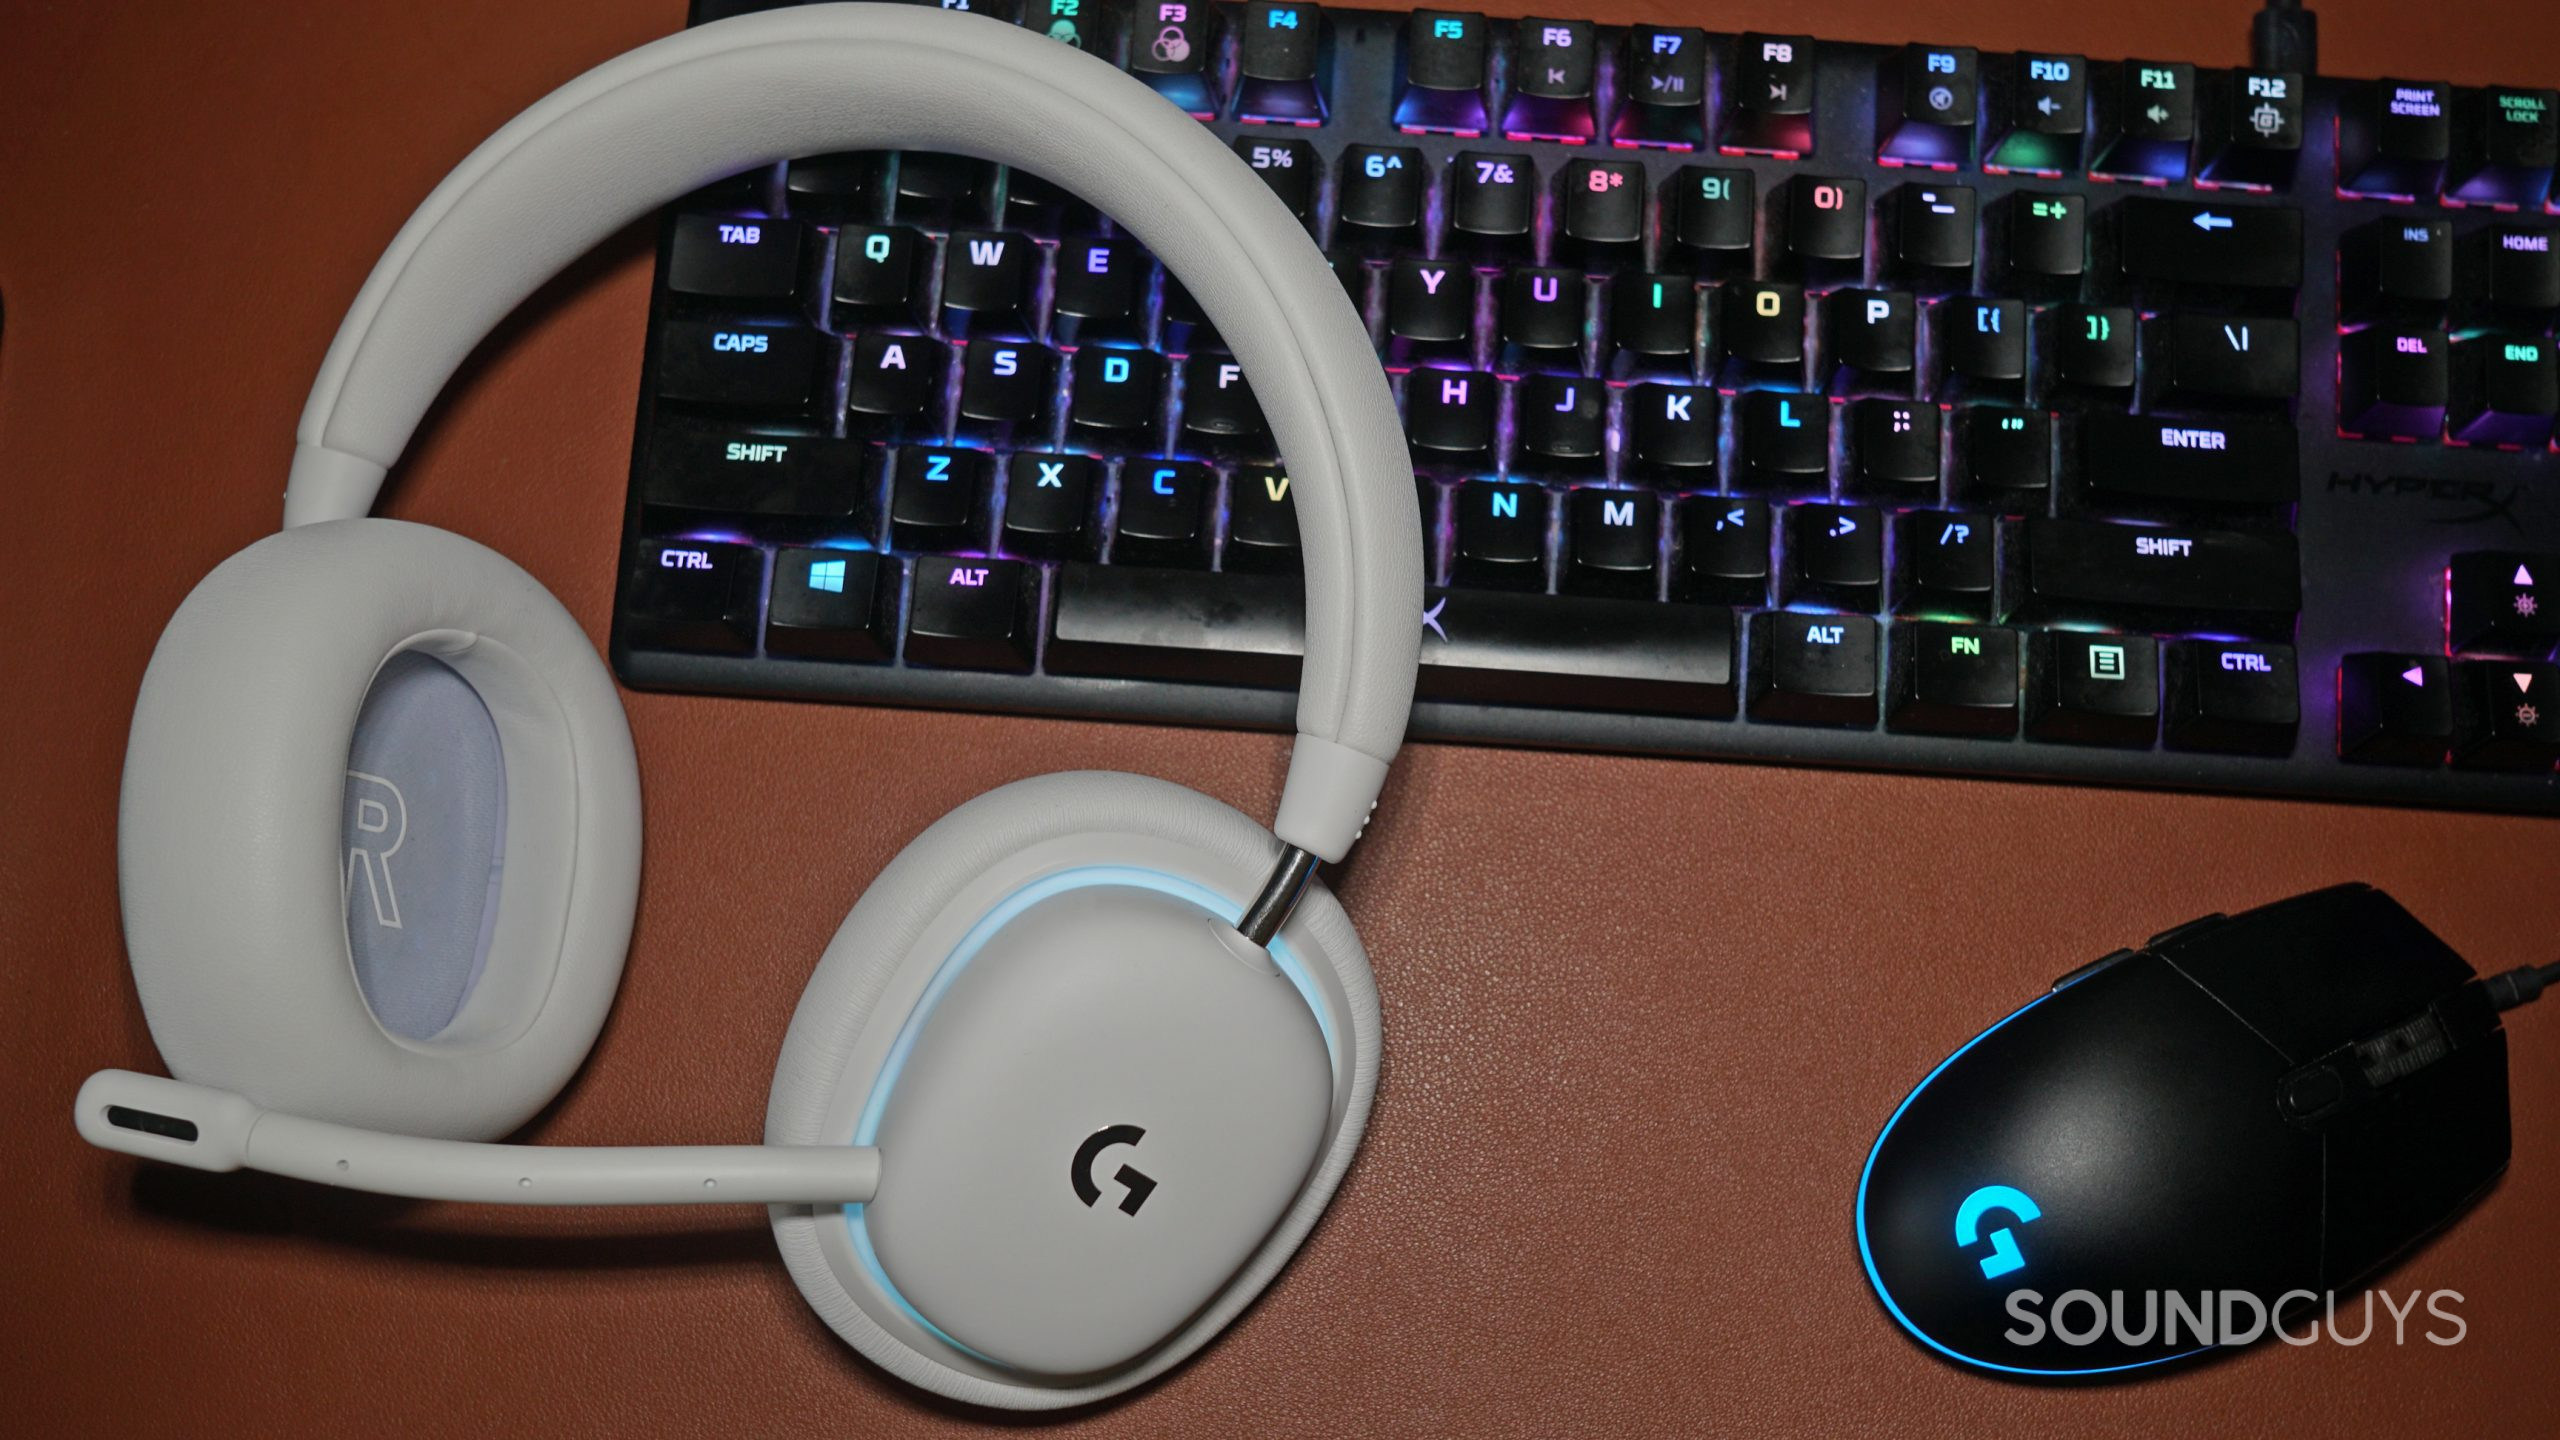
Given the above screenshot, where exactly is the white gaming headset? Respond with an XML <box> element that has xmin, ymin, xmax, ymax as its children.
<box><xmin>76</xmin><ymin>4</ymin><xmax>1420</xmax><ymax>1410</ymax></box>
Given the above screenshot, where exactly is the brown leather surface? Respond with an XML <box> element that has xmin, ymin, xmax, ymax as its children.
<box><xmin>3</xmin><ymin>0</ymin><xmax>2556</xmax><ymax>1433</ymax></box>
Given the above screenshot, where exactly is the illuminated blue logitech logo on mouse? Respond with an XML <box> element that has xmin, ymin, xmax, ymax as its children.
<box><xmin>1954</xmin><ymin>1185</ymin><xmax>2041</xmax><ymax>1280</ymax></box>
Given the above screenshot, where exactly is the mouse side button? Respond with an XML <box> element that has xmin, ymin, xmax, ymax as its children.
<box><xmin>859</xmin><ymin>885</ymin><xmax>1334</xmax><ymax>1379</ymax></box>
<box><xmin>2050</xmin><ymin>948</ymin><xmax>2139</xmax><ymax>991</ymax></box>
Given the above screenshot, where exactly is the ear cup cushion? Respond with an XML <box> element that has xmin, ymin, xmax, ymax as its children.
<box><xmin>118</xmin><ymin>518</ymin><xmax>640</xmax><ymax>1140</ymax></box>
<box><xmin>766</xmin><ymin>771</ymin><xmax>1382</xmax><ymax>1409</ymax></box>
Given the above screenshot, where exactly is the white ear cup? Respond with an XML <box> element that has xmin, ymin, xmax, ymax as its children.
<box><xmin>766</xmin><ymin>772</ymin><xmax>1380</xmax><ymax>1410</ymax></box>
<box><xmin>119</xmin><ymin>519</ymin><xmax>641</xmax><ymax>1140</ymax></box>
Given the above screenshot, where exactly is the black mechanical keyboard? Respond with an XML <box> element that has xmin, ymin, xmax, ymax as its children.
<box><xmin>614</xmin><ymin>0</ymin><xmax>2560</xmax><ymax>813</ymax></box>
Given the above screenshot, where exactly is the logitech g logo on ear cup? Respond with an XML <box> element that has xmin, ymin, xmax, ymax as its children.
<box><xmin>1955</xmin><ymin>1185</ymin><xmax>2042</xmax><ymax>1280</ymax></box>
<box><xmin>1070</xmin><ymin>1124</ymin><xmax>1158</xmax><ymax>1216</ymax></box>
<box><xmin>342</xmin><ymin>771</ymin><xmax>409</xmax><ymax>930</ymax></box>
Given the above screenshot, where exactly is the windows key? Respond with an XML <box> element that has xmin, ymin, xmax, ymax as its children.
<box><xmin>766</xmin><ymin>549</ymin><xmax>896</xmax><ymax>663</ymax></box>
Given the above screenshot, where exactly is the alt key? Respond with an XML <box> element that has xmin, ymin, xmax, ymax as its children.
<box><xmin>906</xmin><ymin>555</ymin><xmax>1037</xmax><ymax>672</ymax></box>
<box><xmin>1748</xmin><ymin>611</ymin><xmax>1879</xmax><ymax>728</ymax></box>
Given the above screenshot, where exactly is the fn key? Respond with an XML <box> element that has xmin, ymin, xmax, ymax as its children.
<box><xmin>907</xmin><ymin>556</ymin><xmax>1036</xmax><ymax>671</ymax></box>
<box><xmin>1888</xmin><ymin>623</ymin><xmax>2019</xmax><ymax>737</ymax></box>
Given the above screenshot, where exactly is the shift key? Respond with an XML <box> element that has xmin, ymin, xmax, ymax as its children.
<box><xmin>2079</xmin><ymin>413</ymin><xmax>2298</xmax><ymax>505</ymax></box>
<box><xmin>2009</xmin><ymin>517</ymin><xmax>2299</xmax><ymax>635</ymax></box>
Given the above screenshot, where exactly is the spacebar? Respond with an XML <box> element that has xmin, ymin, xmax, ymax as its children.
<box><xmin>1048</xmin><ymin>566</ymin><xmax>1737</xmax><ymax>717</ymax></box>
<box><xmin>1047</xmin><ymin>564</ymin><xmax>1305</xmax><ymax>686</ymax></box>
<box><xmin>1417</xmin><ymin>588</ymin><xmax>1737</xmax><ymax>716</ymax></box>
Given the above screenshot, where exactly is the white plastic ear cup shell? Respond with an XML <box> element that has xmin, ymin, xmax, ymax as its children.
<box><xmin>118</xmin><ymin>519</ymin><xmax>641</xmax><ymax>1140</ymax></box>
<box><xmin>766</xmin><ymin>772</ymin><xmax>1380</xmax><ymax>1410</ymax></box>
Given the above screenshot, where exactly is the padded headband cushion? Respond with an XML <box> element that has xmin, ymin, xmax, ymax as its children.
<box><xmin>280</xmin><ymin>3</ymin><xmax>1420</xmax><ymax>860</ymax></box>
<box><xmin>118</xmin><ymin>520</ymin><xmax>641</xmax><ymax>1140</ymax></box>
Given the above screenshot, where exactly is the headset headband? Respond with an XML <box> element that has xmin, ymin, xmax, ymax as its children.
<box><xmin>283</xmin><ymin>4</ymin><xmax>1420</xmax><ymax>860</ymax></box>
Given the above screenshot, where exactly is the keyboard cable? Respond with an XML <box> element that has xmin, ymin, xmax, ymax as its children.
<box><xmin>2252</xmin><ymin>0</ymin><xmax>2319</xmax><ymax>76</ymax></box>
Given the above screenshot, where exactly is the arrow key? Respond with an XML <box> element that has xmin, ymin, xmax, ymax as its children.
<box><xmin>2446</xmin><ymin>550</ymin><xmax>2560</xmax><ymax>656</ymax></box>
<box><xmin>2453</xmin><ymin>662</ymin><xmax>2560</xmax><ymax>771</ymax></box>
<box><xmin>2338</xmin><ymin>653</ymin><xmax>2451</xmax><ymax>765</ymax></box>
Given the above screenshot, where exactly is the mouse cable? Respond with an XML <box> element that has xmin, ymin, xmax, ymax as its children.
<box><xmin>2281</xmin><ymin>963</ymin><xmax>2550</xmax><ymax>1127</ymax></box>
<box><xmin>2252</xmin><ymin>0</ymin><xmax>2319</xmax><ymax>76</ymax></box>
<box><xmin>2483</xmin><ymin>962</ymin><xmax>2560</xmax><ymax>1014</ymax></box>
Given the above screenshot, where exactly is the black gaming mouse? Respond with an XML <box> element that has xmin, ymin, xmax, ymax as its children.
<box><xmin>1857</xmin><ymin>884</ymin><xmax>2541</xmax><ymax>1377</ymax></box>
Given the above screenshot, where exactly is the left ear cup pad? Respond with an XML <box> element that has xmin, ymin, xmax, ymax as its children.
<box><xmin>117</xmin><ymin>518</ymin><xmax>641</xmax><ymax>1140</ymax></box>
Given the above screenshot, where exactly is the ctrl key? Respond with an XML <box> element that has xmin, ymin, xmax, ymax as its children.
<box><xmin>621</xmin><ymin>539</ymin><xmax>761</xmax><ymax>655</ymax></box>
<box><xmin>2164</xmin><ymin>640</ymin><xmax>2297</xmax><ymax>756</ymax></box>
<box><xmin>905</xmin><ymin>555</ymin><xmax>1036</xmax><ymax>672</ymax></box>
